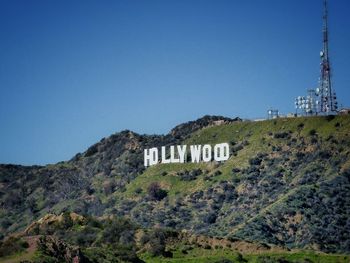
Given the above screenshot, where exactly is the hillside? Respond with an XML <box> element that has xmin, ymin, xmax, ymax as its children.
<box><xmin>0</xmin><ymin>116</ymin><xmax>240</xmax><ymax>236</ymax></box>
<box><xmin>1</xmin><ymin>114</ymin><xmax>350</xmax><ymax>262</ymax></box>
<box><xmin>117</xmin><ymin>115</ymin><xmax>350</xmax><ymax>253</ymax></box>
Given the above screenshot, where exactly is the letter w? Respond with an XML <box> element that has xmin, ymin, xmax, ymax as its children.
<box><xmin>190</xmin><ymin>145</ymin><xmax>201</xmax><ymax>163</ymax></box>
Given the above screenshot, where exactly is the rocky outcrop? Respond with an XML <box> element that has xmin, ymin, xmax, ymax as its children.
<box><xmin>25</xmin><ymin>213</ymin><xmax>85</xmax><ymax>236</ymax></box>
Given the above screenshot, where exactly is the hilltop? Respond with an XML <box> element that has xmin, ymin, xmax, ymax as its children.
<box><xmin>1</xmin><ymin>114</ymin><xmax>350</xmax><ymax>262</ymax></box>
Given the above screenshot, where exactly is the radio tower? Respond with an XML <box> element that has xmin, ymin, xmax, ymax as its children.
<box><xmin>317</xmin><ymin>0</ymin><xmax>338</xmax><ymax>114</ymax></box>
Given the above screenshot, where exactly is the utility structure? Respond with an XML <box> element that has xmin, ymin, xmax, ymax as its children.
<box><xmin>317</xmin><ymin>0</ymin><xmax>338</xmax><ymax>114</ymax></box>
<box><xmin>294</xmin><ymin>0</ymin><xmax>338</xmax><ymax>116</ymax></box>
<box><xmin>267</xmin><ymin>109</ymin><xmax>279</xmax><ymax>119</ymax></box>
<box><xmin>295</xmin><ymin>89</ymin><xmax>318</xmax><ymax>116</ymax></box>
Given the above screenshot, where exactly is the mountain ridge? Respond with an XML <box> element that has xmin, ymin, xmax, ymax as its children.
<box><xmin>1</xmin><ymin>114</ymin><xmax>350</xmax><ymax>260</ymax></box>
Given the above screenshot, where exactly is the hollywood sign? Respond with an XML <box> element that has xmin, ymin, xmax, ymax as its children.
<box><xmin>144</xmin><ymin>143</ymin><xmax>230</xmax><ymax>167</ymax></box>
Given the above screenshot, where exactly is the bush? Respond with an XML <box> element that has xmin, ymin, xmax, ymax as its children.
<box><xmin>214</xmin><ymin>170</ymin><xmax>222</xmax><ymax>176</ymax></box>
<box><xmin>319</xmin><ymin>151</ymin><xmax>331</xmax><ymax>159</ymax></box>
<box><xmin>60</xmin><ymin>212</ymin><xmax>74</xmax><ymax>229</ymax></box>
<box><xmin>74</xmin><ymin>226</ymin><xmax>99</xmax><ymax>247</ymax></box>
<box><xmin>85</xmin><ymin>186</ymin><xmax>95</xmax><ymax>195</ymax></box>
<box><xmin>0</xmin><ymin>237</ymin><xmax>29</xmax><ymax>257</ymax></box>
<box><xmin>204</xmin><ymin>212</ymin><xmax>217</xmax><ymax>224</ymax></box>
<box><xmin>178</xmin><ymin>169</ymin><xmax>202</xmax><ymax>181</ymax></box>
<box><xmin>249</xmin><ymin>157</ymin><xmax>262</xmax><ymax>166</ymax></box>
<box><xmin>146</xmin><ymin>228</ymin><xmax>168</xmax><ymax>256</ymax></box>
<box><xmin>102</xmin><ymin>179</ymin><xmax>116</xmax><ymax>195</ymax></box>
<box><xmin>325</xmin><ymin>115</ymin><xmax>335</xmax><ymax>121</ymax></box>
<box><xmin>147</xmin><ymin>182</ymin><xmax>168</xmax><ymax>201</ymax></box>
<box><xmin>274</xmin><ymin>132</ymin><xmax>290</xmax><ymax>139</ymax></box>
<box><xmin>85</xmin><ymin>144</ymin><xmax>98</xmax><ymax>157</ymax></box>
<box><xmin>232</xmin><ymin>144</ymin><xmax>244</xmax><ymax>153</ymax></box>
<box><xmin>272</xmin><ymin>145</ymin><xmax>282</xmax><ymax>152</ymax></box>
<box><xmin>235</xmin><ymin>252</ymin><xmax>247</xmax><ymax>263</ymax></box>
<box><xmin>84</xmin><ymin>245</ymin><xmax>141</xmax><ymax>263</ymax></box>
<box><xmin>232</xmin><ymin>167</ymin><xmax>241</xmax><ymax>173</ymax></box>
<box><xmin>311</xmin><ymin>137</ymin><xmax>318</xmax><ymax>144</ymax></box>
<box><xmin>308</xmin><ymin>129</ymin><xmax>317</xmax><ymax>136</ymax></box>
<box><xmin>181</xmin><ymin>245</ymin><xmax>193</xmax><ymax>254</ymax></box>
<box><xmin>203</xmin><ymin>244</ymin><xmax>212</xmax><ymax>249</ymax></box>
<box><xmin>135</xmin><ymin>187</ymin><xmax>143</xmax><ymax>194</ymax></box>
<box><xmin>101</xmin><ymin>217</ymin><xmax>135</xmax><ymax>244</ymax></box>
<box><xmin>296</xmin><ymin>152</ymin><xmax>305</xmax><ymax>159</ymax></box>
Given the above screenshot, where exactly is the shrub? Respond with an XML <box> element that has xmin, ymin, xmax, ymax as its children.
<box><xmin>204</xmin><ymin>212</ymin><xmax>217</xmax><ymax>224</ymax></box>
<box><xmin>319</xmin><ymin>151</ymin><xmax>331</xmax><ymax>159</ymax></box>
<box><xmin>178</xmin><ymin>169</ymin><xmax>202</xmax><ymax>181</ymax></box>
<box><xmin>232</xmin><ymin>144</ymin><xmax>244</xmax><ymax>153</ymax></box>
<box><xmin>74</xmin><ymin>226</ymin><xmax>99</xmax><ymax>247</ymax></box>
<box><xmin>0</xmin><ymin>237</ymin><xmax>29</xmax><ymax>257</ymax></box>
<box><xmin>147</xmin><ymin>182</ymin><xmax>168</xmax><ymax>201</ymax></box>
<box><xmin>60</xmin><ymin>212</ymin><xmax>74</xmax><ymax>229</ymax></box>
<box><xmin>249</xmin><ymin>156</ymin><xmax>262</xmax><ymax>166</ymax></box>
<box><xmin>1</xmin><ymin>218</ymin><xmax>12</xmax><ymax>229</ymax></box>
<box><xmin>296</xmin><ymin>152</ymin><xmax>305</xmax><ymax>159</ymax></box>
<box><xmin>235</xmin><ymin>252</ymin><xmax>247</xmax><ymax>263</ymax></box>
<box><xmin>146</xmin><ymin>228</ymin><xmax>168</xmax><ymax>256</ymax></box>
<box><xmin>85</xmin><ymin>185</ymin><xmax>95</xmax><ymax>195</ymax></box>
<box><xmin>203</xmin><ymin>244</ymin><xmax>211</xmax><ymax>249</ymax></box>
<box><xmin>102</xmin><ymin>180</ymin><xmax>116</xmax><ymax>195</ymax></box>
<box><xmin>311</xmin><ymin>137</ymin><xmax>318</xmax><ymax>144</ymax></box>
<box><xmin>101</xmin><ymin>217</ymin><xmax>135</xmax><ymax>244</ymax></box>
<box><xmin>83</xmin><ymin>245</ymin><xmax>140</xmax><ymax>263</ymax></box>
<box><xmin>232</xmin><ymin>167</ymin><xmax>241</xmax><ymax>173</ymax></box>
<box><xmin>274</xmin><ymin>132</ymin><xmax>290</xmax><ymax>139</ymax></box>
<box><xmin>297</xmin><ymin>123</ymin><xmax>304</xmax><ymax>129</ymax></box>
<box><xmin>85</xmin><ymin>144</ymin><xmax>98</xmax><ymax>157</ymax></box>
<box><xmin>308</xmin><ymin>129</ymin><xmax>317</xmax><ymax>136</ymax></box>
<box><xmin>325</xmin><ymin>115</ymin><xmax>335</xmax><ymax>121</ymax></box>
<box><xmin>181</xmin><ymin>245</ymin><xmax>193</xmax><ymax>254</ymax></box>
<box><xmin>134</xmin><ymin>187</ymin><xmax>143</xmax><ymax>194</ymax></box>
<box><xmin>272</xmin><ymin>145</ymin><xmax>282</xmax><ymax>152</ymax></box>
<box><xmin>214</xmin><ymin>170</ymin><xmax>222</xmax><ymax>176</ymax></box>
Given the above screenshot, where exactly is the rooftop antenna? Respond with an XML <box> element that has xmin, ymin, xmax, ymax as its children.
<box><xmin>317</xmin><ymin>0</ymin><xmax>338</xmax><ymax>114</ymax></box>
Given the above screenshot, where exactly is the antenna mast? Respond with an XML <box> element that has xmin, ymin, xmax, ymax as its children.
<box><xmin>318</xmin><ymin>0</ymin><xmax>338</xmax><ymax>114</ymax></box>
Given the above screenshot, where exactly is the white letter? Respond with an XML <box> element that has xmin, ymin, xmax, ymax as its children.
<box><xmin>177</xmin><ymin>145</ymin><xmax>187</xmax><ymax>163</ymax></box>
<box><xmin>144</xmin><ymin>148</ymin><xmax>158</xmax><ymax>167</ymax></box>
<box><xmin>190</xmin><ymin>145</ymin><xmax>202</xmax><ymax>163</ymax></box>
<box><xmin>161</xmin><ymin>146</ymin><xmax>170</xmax><ymax>164</ymax></box>
<box><xmin>170</xmin><ymin>145</ymin><xmax>180</xmax><ymax>163</ymax></box>
<box><xmin>214</xmin><ymin>143</ymin><xmax>230</xmax><ymax>162</ymax></box>
<box><xmin>202</xmin><ymin>144</ymin><xmax>212</xmax><ymax>162</ymax></box>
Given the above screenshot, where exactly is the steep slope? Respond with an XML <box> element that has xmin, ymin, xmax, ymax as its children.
<box><xmin>2</xmin><ymin>212</ymin><xmax>349</xmax><ymax>263</ymax></box>
<box><xmin>113</xmin><ymin>115</ymin><xmax>350</xmax><ymax>253</ymax></box>
<box><xmin>0</xmin><ymin>115</ymin><xmax>239</xmax><ymax>237</ymax></box>
<box><xmin>1</xmin><ymin>115</ymin><xmax>350</xmax><ymax>253</ymax></box>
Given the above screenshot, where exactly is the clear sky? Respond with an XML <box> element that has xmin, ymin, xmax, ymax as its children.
<box><xmin>0</xmin><ymin>0</ymin><xmax>349</xmax><ymax>165</ymax></box>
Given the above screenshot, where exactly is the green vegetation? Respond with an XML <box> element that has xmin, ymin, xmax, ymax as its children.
<box><xmin>0</xmin><ymin>237</ymin><xmax>29</xmax><ymax>258</ymax></box>
<box><xmin>139</xmin><ymin>248</ymin><xmax>350</xmax><ymax>263</ymax></box>
<box><xmin>1</xmin><ymin>115</ymin><xmax>350</xmax><ymax>262</ymax></box>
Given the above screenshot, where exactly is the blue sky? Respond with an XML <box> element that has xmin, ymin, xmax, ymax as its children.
<box><xmin>0</xmin><ymin>0</ymin><xmax>349</xmax><ymax>165</ymax></box>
